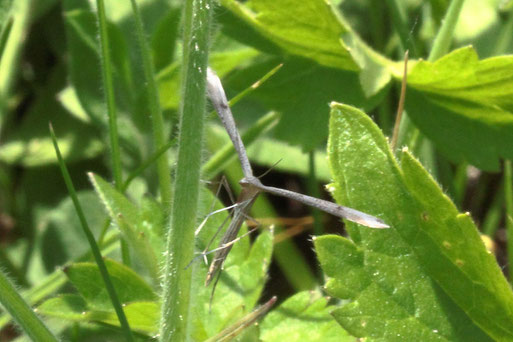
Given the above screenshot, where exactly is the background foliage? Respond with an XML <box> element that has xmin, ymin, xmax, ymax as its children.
<box><xmin>1</xmin><ymin>0</ymin><xmax>513</xmax><ymax>341</ymax></box>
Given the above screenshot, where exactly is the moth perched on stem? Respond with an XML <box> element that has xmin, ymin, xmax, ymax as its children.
<box><xmin>202</xmin><ymin>68</ymin><xmax>389</xmax><ymax>296</ymax></box>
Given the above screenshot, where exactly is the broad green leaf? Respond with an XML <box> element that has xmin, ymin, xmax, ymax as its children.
<box><xmin>226</xmin><ymin>58</ymin><xmax>387</xmax><ymax>151</ymax></box>
<box><xmin>37</xmin><ymin>295</ymin><xmax>158</xmax><ymax>334</ymax></box>
<box><xmin>63</xmin><ymin>9</ymin><xmax>132</xmax><ymax>125</ymax></box>
<box><xmin>39</xmin><ymin>191</ymin><xmax>105</xmax><ymax>272</ymax></box>
<box><xmin>317</xmin><ymin>102</ymin><xmax>513</xmax><ymax>341</ymax></box>
<box><xmin>0</xmin><ymin>70</ymin><xmax>103</xmax><ymax>167</ymax></box>
<box><xmin>89</xmin><ymin>173</ymin><xmax>163</xmax><ymax>283</ymax></box>
<box><xmin>260</xmin><ymin>291</ymin><xmax>354</xmax><ymax>342</ymax></box>
<box><xmin>341</xmin><ymin>33</ymin><xmax>393</xmax><ymax>98</ymax></box>
<box><xmin>151</xmin><ymin>7</ymin><xmax>180</xmax><ymax>72</ymax></box>
<box><xmin>248</xmin><ymin>138</ymin><xmax>330</xmax><ymax>181</ymax></box>
<box><xmin>63</xmin><ymin>0</ymin><xmax>176</xmax><ymax>141</ymax></box>
<box><xmin>219</xmin><ymin>0</ymin><xmax>358</xmax><ymax>71</ymax></box>
<box><xmin>405</xmin><ymin>47</ymin><xmax>513</xmax><ymax>170</ymax></box>
<box><xmin>191</xmin><ymin>230</ymin><xmax>274</xmax><ymax>340</ymax></box>
<box><xmin>0</xmin><ymin>120</ymin><xmax>102</xmax><ymax>166</ymax></box>
<box><xmin>64</xmin><ymin>258</ymin><xmax>157</xmax><ymax>311</ymax></box>
<box><xmin>238</xmin><ymin>227</ymin><xmax>274</xmax><ymax>309</ymax></box>
<box><xmin>189</xmin><ymin>190</ymin><xmax>274</xmax><ymax>341</ymax></box>
<box><xmin>158</xmin><ymin>46</ymin><xmax>260</xmax><ymax>110</ymax></box>
<box><xmin>315</xmin><ymin>235</ymin><xmax>486</xmax><ymax>341</ymax></box>
<box><xmin>218</xmin><ymin>0</ymin><xmax>393</xmax><ymax>99</ymax></box>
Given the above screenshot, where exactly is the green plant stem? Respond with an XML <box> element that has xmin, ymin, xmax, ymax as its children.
<box><xmin>483</xmin><ymin>182</ymin><xmax>503</xmax><ymax>237</ymax></box>
<box><xmin>428</xmin><ymin>0</ymin><xmax>466</xmax><ymax>62</ymax></box>
<box><xmin>0</xmin><ymin>17</ymin><xmax>13</xmax><ymax>65</ymax></box>
<box><xmin>0</xmin><ymin>272</ymin><xmax>65</xmax><ymax>330</ymax></box>
<box><xmin>96</xmin><ymin>0</ymin><xmax>122</xmax><ymax>188</ymax></box>
<box><xmin>0</xmin><ymin>0</ymin><xmax>32</xmax><ymax>131</ymax></box>
<box><xmin>0</xmin><ymin>268</ymin><xmax>57</xmax><ymax>342</ymax></box>
<box><xmin>452</xmin><ymin>162</ymin><xmax>468</xmax><ymax>206</ymax></box>
<box><xmin>159</xmin><ymin>0</ymin><xmax>212</xmax><ymax>340</ymax></box>
<box><xmin>384</xmin><ymin>0</ymin><xmax>416</xmax><ymax>56</ymax></box>
<box><xmin>95</xmin><ymin>0</ymin><xmax>130</xmax><ymax>266</ymax></box>
<box><xmin>494</xmin><ymin>6</ymin><xmax>513</xmax><ymax>55</ymax></box>
<box><xmin>395</xmin><ymin>0</ymin><xmax>465</xmax><ymax>153</ymax></box>
<box><xmin>129</xmin><ymin>0</ymin><xmax>173</xmax><ymax>214</ymax></box>
<box><xmin>390</xmin><ymin>50</ymin><xmax>408</xmax><ymax>152</ymax></box>
<box><xmin>122</xmin><ymin>138</ymin><xmax>177</xmax><ymax>192</ymax></box>
<box><xmin>377</xmin><ymin>89</ymin><xmax>392</xmax><ymax>134</ymax></box>
<box><xmin>368</xmin><ymin>0</ymin><xmax>386</xmax><ymax>52</ymax></box>
<box><xmin>505</xmin><ymin>160</ymin><xmax>513</xmax><ymax>283</ymax></box>
<box><xmin>49</xmin><ymin>124</ymin><xmax>134</xmax><ymax>342</ymax></box>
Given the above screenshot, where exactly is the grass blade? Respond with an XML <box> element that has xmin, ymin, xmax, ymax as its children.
<box><xmin>0</xmin><ymin>0</ymin><xmax>31</xmax><ymax>126</ymax></box>
<box><xmin>95</xmin><ymin>0</ymin><xmax>122</xmax><ymax>188</ymax></box>
<box><xmin>49</xmin><ymin>123</ymin><xmax>134</xmax><ymax>342</ymax></box>
<box><xmin>428</xmin><ymin>0</ymin><xmax>466</xmax><ymax>61</ymax></box>
<box><xmin>0</xmin><ymin>270</ymin><xmax>57</xmax><ymax>341</ymax></box>
<box><xmin>129</xmin><ymin>0</ymin><xmax>173</xmax><ymax>214</ymax></box>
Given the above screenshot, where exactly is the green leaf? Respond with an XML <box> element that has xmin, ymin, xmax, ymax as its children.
<box><xmin>405</xmin><ymin>47</ymin><xmax>513</xmax><ymax>170</ymax></box>
<box><xmin>226</xmin><ymin>58</ymin><xmax>387</xmax><ymax>151</ymax></box>
<box><xmin>157</xmin><ymin>47</ymin><xmax>260</xmax><ymax>110</ymax></box>
<box><xmin>89</xmin><ymin>173</ymin><xmax>163</xmax><ymax>283</ymax></box>
<box><xmin>64</xmin><ymin>258</ymin><xmax>157</xmax><ymax>311</ymax></box>
<box><xmin>151</xmin><ymin>7</ymin><xmax>180</xmax><ymax>72</ymax></box>
<box><xmin>316</xmin><ymin>102</ymin><xmax>513</xmax><ymax>341</ymax></box>
<box><xmin>315</xmin><ymin>235</ymin><xmax>485</xmax><ymax>341</ymax></box>
<box><xmin>192</xmin><ymin>230</ymin><xmax>274</xmax><ymax>340</ymax></box>
<box><xmin>238</xmin><ymin>227</ymin><xmax>274</xmax><ymax>309</ymax></box>
<box><xmin>63</xmin><ymin>8</ymin><xmax>132</xmax><ymax>125</ymax></box>
<box><xmin>57</xmin><ymin>86</ymin><xmax>91</xmax><ymax>123</ymax></box>
<box><xmin>38</xmin><ymin>295</ymin><xmax>89</xmax><ymax>321</ymax></box>
<box><xmin>39</xmin><ymin>191</ymin><xmax>105</xmax><ymax>272</ymax></box>
<box><xmin>188</xmin><ymin>190</ymin><xmax>274</xmax><ymax>341</ymax></box>
<box><xmin>37</xmin><ymin>295</ymin><xmax>159</xmax><ymax>334</ymax></box>
<box><xmin>207</xmin><ymin>123</ymin><xmax>332</xmax><ymax>182</ymax></box>
<box><xmin>218</xmin><ymin>0</ymin><xmax>394</xmax><ymax>99</ymax></box>
<box><xmin>63</xmin><ymin>0</ymin><xmax>176</xmax><ymax>139</ymax></box>
<box><xmin>219</xmin><ymin>0</ymin><xmax>358</xmax><ymax>71</ymax></box>
<box><xmin>260</xmin><ymin>291</ymin><xmax>354</xmax><ymax>342</ymax></box>
<box><xmin>0</xmin><ymin>74</ymin><xmax>103</xmax><ymax>166</ymax></box>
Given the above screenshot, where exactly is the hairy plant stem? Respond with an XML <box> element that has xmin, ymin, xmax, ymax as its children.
<box><xmin>159</xmin><ymin>0</ymin><xmax>212</xmax><ymax>340</ymax></box>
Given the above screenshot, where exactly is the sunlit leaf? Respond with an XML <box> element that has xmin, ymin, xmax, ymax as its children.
<box><xmin>315</xmin><ymin>102</ymin><xmax>513</xmax><ymax>341</ymax></box>
<box><xmin>406</xmin><ymin>47</ymin><xmax>513</xmax><ymax>170</ymax></box>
